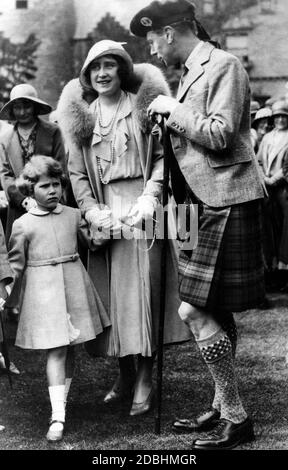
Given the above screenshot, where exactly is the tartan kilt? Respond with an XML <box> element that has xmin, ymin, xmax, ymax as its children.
<box><xmin>178</xmin><ymin>199</ymin><xmax>265</xmax><ymax>312</ymax></box>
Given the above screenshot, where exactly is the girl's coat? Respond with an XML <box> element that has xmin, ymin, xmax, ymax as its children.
<box><xmin>8</xmin><ymin>204</ymin><xmax>110</xmax><ymax>349</ymax></box>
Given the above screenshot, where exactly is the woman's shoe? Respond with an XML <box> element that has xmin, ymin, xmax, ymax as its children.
<box><xmin>0</xmin><ymin>354</ymin><xmax>20</xmax><ymax>375</ymax></box>
<box><xmin>46</xmin><ymin>420</ymin><xmax>64</xmax><ymax>443</ymax></box>
<box><xmin>130</xmin><ymin>388</ymin><xmax>154</xmax><ymax>416</ymax></box>
<box><xmin>103</xmin><ymin>376</ymin><xmax>134</xmax><ymax>404</ymax></box>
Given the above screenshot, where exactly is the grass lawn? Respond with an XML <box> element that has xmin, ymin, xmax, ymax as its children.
<box><xmin>0</xmin><ymin>291</ymin><xmax>288</xmax><ymax>451</ymax></box>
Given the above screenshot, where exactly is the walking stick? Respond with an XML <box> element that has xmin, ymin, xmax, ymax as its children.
<box><xmin>0</xmin><ymin>306</ymin><xmax>13</xmax><ymax>388</ymax></box>
<box><xmin>155</xmin><ymin>117</ymin><xmax>171</xmax><ymax>434</ymax></box>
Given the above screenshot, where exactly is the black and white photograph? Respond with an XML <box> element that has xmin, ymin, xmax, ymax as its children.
<box><xmin>0</xmin><ymin>0</ymin><xmax>288</xmax><ymax>457</ymax></box>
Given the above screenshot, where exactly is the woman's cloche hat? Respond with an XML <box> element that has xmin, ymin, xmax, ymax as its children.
<box><xmin>250</xmin><ymin>100</ymin><xmax>260</xmax><ymax>116</ymax></box>
<box><xmin>79</xmin><ymin>40</ymin><xmax>134</xmax><ymax>90</ymax></box>
<box><xmin>271</xmin><ymin>100</ymin><xmax>288</xmax><ymax>118</ymax></box>
<box><xmin>0</xmin><ymin>84</ymin><xmax>53</xmax><ymax>121</ymax></box>
<box><xmin>252</xmin><ymin>107</ymin><xmax>272</xmax><ymax>126</ymax></box>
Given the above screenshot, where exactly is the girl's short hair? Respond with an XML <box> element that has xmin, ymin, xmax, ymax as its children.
<box><xmin>16</xmin><ymin>155</ymin><xmax>67</xmax><ymax>197</ymax></box>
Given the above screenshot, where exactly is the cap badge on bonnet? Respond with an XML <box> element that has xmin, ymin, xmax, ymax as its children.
<box><xmin>129</xmin><ymin>0</ymin><xmax>211</xmax><ymax>42</ymax></box>
<box><xmin>140</xmin><ymin>17</ymin><xmax>153</xmax><ymax>27</ymax></box>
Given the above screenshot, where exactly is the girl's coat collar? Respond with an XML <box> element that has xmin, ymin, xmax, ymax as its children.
<box><xmin>29</xmin><ymin>204</ymin><xmax>63</xmax><ymax>216</ymax></box>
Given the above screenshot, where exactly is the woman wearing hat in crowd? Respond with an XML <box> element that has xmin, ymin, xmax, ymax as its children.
<box><xmin>257</xmin><ymin>100</ymin><xmax>288</xmax><ymax>285</ymax></box>
<box><xmin>0</xmin><ymin>83</ymin><xmax>66</xmax><ymax>242</ymax></box>
<box><xmin>57</xmin><ymin>39</ymin><xmax>190</xmax><ymax>415</ymax></box>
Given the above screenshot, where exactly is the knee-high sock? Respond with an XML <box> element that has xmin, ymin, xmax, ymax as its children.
<box><xmin>197</xmin><ymin>329</ymin><xmax>247</xmax><ymax>423</ymax></box>
<box><xmin>48</xmin><ymin>385</ymin><xmax>65</xmax><ymax>423</ymax></box>
<box><xmin>212</xmin><ymin>313</ymin><xmax>238</xmax><ymax>410</ymax></box>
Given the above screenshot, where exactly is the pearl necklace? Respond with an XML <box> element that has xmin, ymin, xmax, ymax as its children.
<box><xmin>96</xmin><ymin>92</ymin><xmax>125</xmax><ymax>185</ymax></box>
<box><xmin>96</xmin><ymin>143</ymin><xmax>115</xmax><ymax>185</ymax></box>
<box><xmin>96</xmin><ymin>127</ymin><xmax>118</xmax><ymax>185</ymax></box>
<box><xmin>97</xmin><ymin>93</ymin><xmax>123</xmax><ymax>137</ymax></box>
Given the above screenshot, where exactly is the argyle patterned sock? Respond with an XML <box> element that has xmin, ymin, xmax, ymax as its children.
<box><xmin>198</xmin><ymin>330</ymin><xmax>247</xmax><ymax>424</ymax></box>
<box><xmin>212</xmin><ymin>314</ymin><xmax>238</xmax><ymax>410</ymax></box>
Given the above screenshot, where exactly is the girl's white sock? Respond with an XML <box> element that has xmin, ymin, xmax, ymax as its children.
<box><xmin>48</xmin><ymin>385</ymin><xmax>65</xmax><ymax>424</ymax></box>
<box><xmin>64</xmin><ymin>378</ymin><xmax>73</xmax><ymax>409</ymax></box>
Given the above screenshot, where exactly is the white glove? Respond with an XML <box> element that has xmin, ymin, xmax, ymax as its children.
<box><xmin>0</xmin><ymin>191</ymin><xmax>8</xmax><ymax>209</ymax></box>
<box><xmin>147</xmin><ymin>95</ymin><xmax>179</xmax><ymax>119</ymax></box>
<box><xmin>127</xmin><ymin>195</ymin><xmax>157</xmax><ymax>228</ymax></box>
<box><xmin>86</xmin><ymin>207</ymin><xmax>113</xmax><ymax>231</ymax></box>
<box><xmin>0</xmin><ymin>298</ymin><xmax>5</xmax><ymax>311</ymax></box>
<box><xmin>22</xmin><ymin>197</ymin><xmax>37</xmax><ymax>212</ymax></box>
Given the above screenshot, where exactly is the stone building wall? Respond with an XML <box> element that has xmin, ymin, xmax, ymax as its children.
<box><xmin>0</xmin><ymin>0</ymin><xmax>75</xmax><ymax>108</ymax></box>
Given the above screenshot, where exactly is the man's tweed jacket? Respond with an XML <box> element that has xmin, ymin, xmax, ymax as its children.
<box><xmin>166</xmin><ymin>41</ymin><xmax>264</xmax><ymax>207</ymax></box>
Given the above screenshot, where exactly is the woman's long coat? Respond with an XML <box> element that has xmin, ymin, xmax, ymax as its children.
<box><xmin>0</xmin><ymin>119</ymin><xmax>66</xmax><ymax>241</ymax></box>
<box><xmin>57</xmin><ymin>64</ymin><xmax>191</xmax><ymax>353</ymax></box>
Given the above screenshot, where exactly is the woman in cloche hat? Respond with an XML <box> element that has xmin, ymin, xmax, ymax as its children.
<box><xmin>251</xmin><ymin>107</ymin><xmax>273</xmax><ymax>153</ymax></box>
<box><xmin>57</xmin><ymin>39</ymin><xmax>190</xmax><ymax>417</ymax></box>
<box><xmin>0</xmin><ymin>83</ymin><xmax>66</xmax><ymax>241</ymax></box>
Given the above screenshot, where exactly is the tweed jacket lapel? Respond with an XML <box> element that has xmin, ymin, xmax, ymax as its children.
<box><xmin>177</xmin><ymin>41</ymin><xmax>214</xmax><ymax>102</ymax></box>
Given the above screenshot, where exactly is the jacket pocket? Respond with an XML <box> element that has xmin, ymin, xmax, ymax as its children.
<box><xmin>207</xmin><ymin>153</ymin><xmax>252</xmax><ymax>168</ymax></box>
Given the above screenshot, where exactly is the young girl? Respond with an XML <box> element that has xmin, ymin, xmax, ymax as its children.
<box><xmin>8</xmin><ymin>155</ymin><xmax>110</xmax><ymax>442</ymax></box>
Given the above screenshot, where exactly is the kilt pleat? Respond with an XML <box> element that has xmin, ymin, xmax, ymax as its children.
<box><xmin>179</xmin><ymin>199</ymin><xmax>265</xmax><ymax>312</ymax></box>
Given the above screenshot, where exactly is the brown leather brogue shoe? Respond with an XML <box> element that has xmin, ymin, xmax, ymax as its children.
<box><xmin>192</xmin><ymin>417</ymin><xmax>255</xmax><ymax>450</ymax></box>
<box><xmin>172</xmin><ymin>408</ymin><xmax>220</xmax><ymax>433</ymax></box>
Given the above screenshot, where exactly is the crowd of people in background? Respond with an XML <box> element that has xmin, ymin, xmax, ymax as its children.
<box><xmin>250</xmin><ymin>98</ymin><xmax>288</xmax><ymax>298</ymax></box>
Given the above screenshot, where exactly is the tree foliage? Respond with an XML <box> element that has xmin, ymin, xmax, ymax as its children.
<box><xmin>89</xmin><ymin>12</ymin><xmax>152</xmax><ymax>64</ymax></box>
<box><xmin>0</xmin><ymin>33</ymin><xmax>40</xmax><ymax>108</ymax></box>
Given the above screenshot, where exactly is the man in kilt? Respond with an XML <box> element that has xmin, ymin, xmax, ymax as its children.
<box><xmin>130</xmin><ymin>0</ymin><xmax>265</xmax><ymax>449</ymax></box>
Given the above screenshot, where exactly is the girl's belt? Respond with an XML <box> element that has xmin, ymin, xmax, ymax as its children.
<box><xmin>27</xmin><ymin>253</ymin><xmax>79</xmax><ymax>267</ymax></box>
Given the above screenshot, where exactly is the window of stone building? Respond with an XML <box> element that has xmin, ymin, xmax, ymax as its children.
<box><xmin>226</xmin><ymin>34</ymin><xmax>248</xmax><ymax>57</ymax></box>
<box><xmin>16</xmin><ymin>0</ymin><xmax>28</xmax><ymax>9</ymax></box>
<box><xmin>203</xmin><ymin>0</ymin><xmax>215</xmax><ymax>15</ymax></box>
<box><xmin>259</xmin><ymin>0</ymin><xmax>275</xmax><ymax>12</ymax></box>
